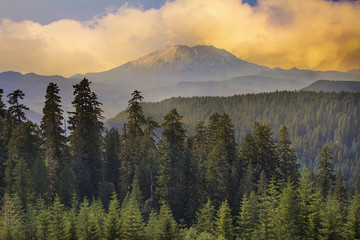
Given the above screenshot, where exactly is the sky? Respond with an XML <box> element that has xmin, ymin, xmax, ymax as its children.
<box><xmin>0</xmin><ymin>0</ymin><xmax>359</xmax><ymax>77</ymax></box>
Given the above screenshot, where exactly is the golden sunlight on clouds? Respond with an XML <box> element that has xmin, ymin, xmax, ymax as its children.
<box><xmin>0</xmin><ymin>0</ymin><xmax>359</xmax><ymax>76</ymax></box>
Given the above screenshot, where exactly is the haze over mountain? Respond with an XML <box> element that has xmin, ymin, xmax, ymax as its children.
<box><xmin>301</xmin><ymin>80</ymin><xmax>360</xmax><ymax>92</ymax></box>
<box><xmin>1</xmin><ymin>45</ymin><xmax>360</xmax><ymax>119</ymax></box>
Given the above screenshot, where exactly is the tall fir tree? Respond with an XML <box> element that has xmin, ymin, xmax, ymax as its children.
<box><xmin>36</xmin><ymin>198</ymin><xmax>51</xmax><ymax>240</ymax></box>
<box><xmin>345</xmin><ymin>194</ymin><xmax>360</xmax><ymax>239</ymax></box>
<box><xmin>0</xmin><ymin>193</ymin><xmax>24</xmax><ymax>240</ymax></box>
<box><xmin>274</xmin><ymin>182</ymin><xmax>303</xmax><ymax>240</ymax></box>
<box><xmin>49</xmin><ymin>196</ymin><xmax>67</xmax><ymax>240</ymax></box>
<box><xmin>157</xmin><ymin>202</ymin><xmax>179</xmax><ymax>240</ymax></box>
<box><xmin>120</xmin><ymin>90</ymin><xmax>146</xmax><ymax>195</ymax></box>
<box><xmin>316</xmin><ymin>145</ymin><xmax>336</xmax><ymax>200</ymax></box>
<box><xmin>0</xmin><ymin>89</ymin><xmax>7</xmax><ymax>194</ymax></box>
<box><xmin>68</xmin><ymin>78</ymin><xmax>103</xmax><ymax>198</ymax></box>
<box><xmin>215</xmin><ymin>199</ymin><xmax>234</xmax><ymax>240</ymax></box>
<box><xmin>157</xmin><ymin>108</ymin><xmax>187</xmax><ymax>219</ymax></box>
<box><xmin>7</xmin><ymin>89</ymin><xmax>29</xmax><ymax>125</ymax></box>
<box><xmin>196</xmin><ymin>199</ymin><xmax>216</xmax><ymax>235</ymax></box>
<box><xmin>236</xmin><ymin>191</ymin><xmax>258</xmax><ymax>240</ymax></box>
<box><xmin>41</xmin><ymin>82</ymin><xmax>66</xmax><ymax>200</ymax></box>
<box><xmin>104</xmin><ymin>192</ymin><xmax>121</xmax><ymax>240</ymax></box>
<box><xmin>103</xmin><ymin>128</ymin><xmax>121</xmax><ymax>192</ymax></box>
<box><xmin>320</xmin><ymin>195</ymin><xmax>344</xmax><ymax>240</ymax></box>
<box><xmin>277</xmin><ymin>125</ymin><xmax>300</xmax><ymax>185</ymax></box>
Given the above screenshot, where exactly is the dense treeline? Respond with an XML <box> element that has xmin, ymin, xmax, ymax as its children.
<box><xmin>0</xmin><ymin>80</ymin><xmax>359</xmax><ymax>239</ymax></box>
<box><xmin>110</xmin><ymin>91</ymin><xmax>360</xmax><ymax>184</ymax></box>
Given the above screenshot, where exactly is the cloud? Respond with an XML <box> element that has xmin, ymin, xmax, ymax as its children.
<box><xmin>0</xmin><ymin>0</ymin><xmax>359</xmax><ymax>76</ymax></box>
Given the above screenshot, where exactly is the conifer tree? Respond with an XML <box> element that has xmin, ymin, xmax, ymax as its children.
<box><xmin>23</xmin><ymin>203</ymin><xmax>38</xmax><ymax>240</ymax></box>
<box><xmin>277</xmin><ymin>125</ymin><xmax>300</xmax><ymax>184</ymax></box>
<box><xmin>58</xmin><ymin>164</ymin><xmax>77</xmax><ymax>206</ymax></box>
<box><xmin>255</xmin><ymin>178</ymin><xmax>278</xmax><ymax>240</ymax></box>
<box><xmin>144</xmin><ymin>211</ymin><xmax>161</xmax><ymax>240</ymax></box>
<box><xmin>215</xmin><ymin>199</ymin><xmax>234</xmax><ymax>240</ymax></box>
<box><xmin>11</xmin><ymin>158</ymin><xmax>34</xmax><ymax>206</ymax></box>
<box><xmin>237</xmin><ymin>191</ymin><xmax>258</xmax><ymax>240</ymax></box>
<box><xmin>31</xmin><ymin>156</ymin><xmax>49</xmax><ymax>199</ymax></box>
<box><xmin>68</xmin><ymin>78</ymin><xmax>103</xmax><ymax>198</ymax></box>
<box><xmin>320</xmin><ymin>195</ymin><xmax>344</xmax><ymax>240</ymax></box>
<box><xmin>104</xmin><ymin>128</ymin><xmax>121</xmax><ymax>191</ymax></box>
<box><xmin>345</xmin><ymin>194</ymin><xmax>360</xmax><ymax>239</ymax></box>
<box><xmin>157</xmin><ymin>108</ymin><xmax>187</xmax><ymax>219</ymax></box>
<box><xmin>196</xmin><ymin>199</ymin><xmax>216</xmax><ymax>235</ymax></box>
<box><xmin>49</xmin><ymin>196</ymin><xmax>67</xmax><ymax>240</ymax></box>
<box><xmin>334</xmin><ymin>170</ymin><xmax>346</xmax><ymax>211</ymax></box>
<box><xmin>41</xmin><ymin>82</ymin><xmax>66</xmax><ymax>200</ymax></box>
<box><xmin>104</xmin><ymin>192</ymin><xmax>121</xmax><ymax>240</ymax></box>
<box><xmin>77</xmin><ymin>198</ymin><xmax>98</xmax><ymax>240</ymax></box>
<box><xmin>206</xmin><ymin>113</ymin><xmax>237</xmax><ymax>206</ymax></box>
<box><xmin>7</xmin><ymin>89</ymin><xmax>29</xmax><ymax>124</ymax></box>
<box><xmin>274</xmin><ymin>182</ymin><xmax>303</xmax><ymax>239</ymax></box>
<box><xmin>67</xmin><ymin>194</ymin><xmax>79</xmax><ymax>240</ymax></box>
<box><xmin>157</xmin><ymin>202</ymin><xmax>179</xmax><ymax>240</ymax></box>
<box><xmin>317</xmin><ymin>145</ymin><xmax>336</xmax><ymax>200</ymax></box>
<box><xmin>120</xmin><ymin>90</ymin><xmax>146</xmax><ymax>195</ymax></box>
<box><xmin>120</xmin><ymin>188</ymin><xmax>145</xmax><ymax>240</ymax></box>
<box><xmin>0</xmin><ymin>194</ymin><xmax>24</xmax><ymax>240</ymax></box>
<box><xmin>91</xmin><ymin>199</ymin><xmax>105</xmax><ymax>239</ymax></box>
<box><xmin>0</xmin><ymin>89</ymin><xmax>7</xmax><ymax>194</ymax></box>
<box><xmin>36</xmin><ymin>199</ymin><xmax>51</xmax><ymax>240</ymax></box>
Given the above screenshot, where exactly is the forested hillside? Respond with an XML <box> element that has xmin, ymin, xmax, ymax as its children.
<box><xmin>110</xmin><ymin>91</ymin><xmax>360</xmax><ymax>182</ymax></box>
<box><xmin>1</xmin><ymin>82</ymin><xmax>360</xmax><ymax>240</ymax></box>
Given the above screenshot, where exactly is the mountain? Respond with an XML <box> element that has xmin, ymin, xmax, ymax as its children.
<box><xmin>301</xmin><ymin>80</ymin><xmax>360</xmax><ymax>92</ymax></box>
<box><xmin>2</xmin><ymin>45</ymin><xmax>360</xmax><ymax>120</ymax></box>
<box><xmin>76</xmin><ymin>45</ymin><xmax>269</xmax><ymax>90</ymax></box>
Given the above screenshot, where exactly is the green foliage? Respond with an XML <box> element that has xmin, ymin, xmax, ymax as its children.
<box><xmin>7</xmin><ymin>89</ymin><xmax>29</xmax><ymax>125</ymax></box>
<box><xmin>31</xmin><ymin>156</ymin><xmax>49</xmax><ymax>199</ymax></box>
<box><xmin>103</xmin><ymin>128</ymin><xmax>121</xmax><ymax>191</ymax></box>
<box><xmin>49</xmin><ymin>196</ymin><xmax>68</xmax><ymax>240</ymax></box>
<box><xmin>157</xmin><ymin>203</ymin><xmax>179</xmax><ymax>240</ymax></box>
<box><xmin>236</xmin><ymin>191</ymin><xmax>258</xmax><ymax>240</ymax></box>
<box><xmin>196</xmin><ymin>199</ymin><xmax>216</xmax><ymax>235</ymax></box>
<box><xmin>41</xmin><ymin>82</ymin><xmax>66</xmax><ymax>200</ymax></box>
<box><xmin>274</xmin><ymin>182</ymin><xmax>303</xmax><ymax>240</ymax></box>
<box><xmin>345</xmin><ymin>194</ymin><xmax>360</xmax><ymax>239</ymax></box>
<box><xmin>77</xmin><ymin>198</ymin><xmax>98</xmax><ymax>240</ymax></box>
<box><xmin>0</xmin><ymin>193</ymin><xmax>24</xmax><ymax>240</ymax></box>
<box><xmin>320</xmin><ymin>195</ymin><xmax>345</xmax><ymax>240</ymax></box>
<box><xmin>215</xmin><ymin>199</ymin><xmax>234</xmax><ymax>240</ymax></box>
<box><xmin>104</xmin><ymin>192</ymin><xmax>121</xmax><ymax>240</ymax></box>
<box><xmin>68</xmin><ymin>78</ymin><xmax>103</xmax><ymax>198</ymax></box>
<box><xmin>59</xmin><ymin>164</ymin><xmax>77</xmax><ymax>206</ymax></box>
<box><xmin>317</xmin><ymin>145</ymin><xmax>336</xmax><ymax>200</ymax></box>
<box><xmin>36</xmin><ymin>198</ymin><xmax>51</xmax><ymax>240</ymax></box>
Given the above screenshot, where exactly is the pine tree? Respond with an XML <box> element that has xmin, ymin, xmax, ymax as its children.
<box><xmin>11</xmin><ymin>158</ymin><xmax>34</xmax><ymax>206</ymax></box>
<box><xmin>298</xmin><ymin>170</ymin><xmax>322</xmax><ymax>240</ymax></box>
<box><xmin>144</xmin><ymin>211</ymin><xmax>160</xmax><ymax>240</ymax></box>
<box><xmin>67</xmin><ymin>194</ymin><xmax>79</xmax><ymax>240</ymax></box>
<box><xmin>236</xmin><ymin>191</ymin><xmax>258</xmax><ymax>240</ymax></box>
<box><xmin>49</xmin><ymin>196</ymin><xmax>68</xmax><ymax>240</ymax></box>
<box><xmin>334</xmin><ymin>170</ymin><xmax>346</xmax><ymax>211</ymax></box>
<box><xmin>68</xmin><ymin>78</ymin><xmax>103</xmax><ymax>198</ymax></box>
<box><xmin>345</xmin><ymin>194</ymin><xmax>360</xmax><ymax>239</ymax></box>
<box><xmin>277</xmin><ymin>125</ymin><xmax>300</xmax><ymax>184</ymax></box>
<box><xmin>157</xmin><ymin>202</ymin><xmax>179</xmax><ymax>240</ymax></box>
<box><xmin>274</xmin><ymin>182</ymin><xmax>303</xmax><ymax>240</ymax></box>
<box><xmin>31</xmin><ymin>156</ymin><xmax>49</xmax><ymax>199</ymax></box>
<box><xmin>58</xmin><ymin>164</ymin><xmax>77</xmax><ymax>206</ymax></box>
<box><xmin>120</xmin><ymin>90</ymin><xmax>146</xmax><ymax>195</ymax></box>
<box><xmin>0</xmin><ymin>194</ymin><xmax>24</xmax><ymax>240</ymax></box>
<box><xmin>23</xmin><ymin>203</ymin><xmax>38</xmax><ymax>240</ymax></box>
<box><xmin>215</xmin><ymin>199</ymin><xmax>234</xmax><ymax>240</ymax></box>
<box><xmin>41</xmin><ymin>82</ymin><xmax>66</xmax><ymax>200</ymax></box>
<box><xmin>0</xmin><ymin>89</ymin><xmax>7</xmax><ymax>194</ymax></box>
<box><xmin>157</xmin><ymin>108</ymin><xmax>187</xmax><ymax>219</ymax></box>
<box><xmin>196</xmin><ymin>199</ymin><xmax>216</xmax><ymax>235</ymax></box>
<box><xmin>320</xmin><ymin>195</ymin><xmax>344</xmax><ymax>240</ymax></box>
<box><xmin>317</xmin><ymin>145</ymin><xmax>336</xmax><ymax>200</ymax></box>
<box><xmin>255</xmin><ymin>178</ymin><xmax>278</xmax><ymax>240</ymax></box>
<box><xmin>206</xmin><ymin>113</ymin><xmax>237</xmax><ymax>206</ymax></box>
<box><xmin>104</xmin><ymin>128</ymin><xmax>121</xmax><ymax>191</ymax></box>
<box><xmin>120</xmin><ymin>188</ymin><xmax>145</xmax><ymax>240</ymax></box>
<box><xmin>104</xmin><ymin>192</ymin><xmax>121</xmax><ymax>240</ymax></box>
<box><xmin>90</xmin><ymin>199</ymin><xmax>105</xmax><ymax>239</ymax></box>
<box><xmin>36</xmin><ymin>198</ymin><xmax>51</xmax><ymax>240</ymax></box>
<box><xmin>7</xmin><ymin>89</ymin><xmax>29</xmax><ymax>124</ymax></box>
<box><xmin>77</xmin><ymin>198</ymin><xmax>98</xmax><ymax>240</ymax></box>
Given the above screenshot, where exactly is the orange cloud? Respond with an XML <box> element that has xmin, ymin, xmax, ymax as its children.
<box><xmin>0</xmin><ymin>0</ymin><xmax>359</xmax><ymax>77</ymax></box>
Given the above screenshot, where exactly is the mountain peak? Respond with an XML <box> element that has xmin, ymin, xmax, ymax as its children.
<box><xmin>128</xmin><ymin>44</ymin><xmax>242</xmax><ymax>70</ymax></box>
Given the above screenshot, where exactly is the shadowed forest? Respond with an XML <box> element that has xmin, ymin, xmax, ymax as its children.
<box><xmin>0</xmin><ymin>79</ymin><xmax>359</xmax><ymax>239</ymax></box>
